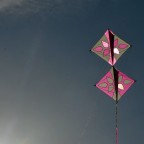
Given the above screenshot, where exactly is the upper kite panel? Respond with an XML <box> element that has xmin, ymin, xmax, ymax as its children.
<box><xmin>91</xmin><ymin>29</ymin><xmax>130</xmax><ymax>65</ymax></box>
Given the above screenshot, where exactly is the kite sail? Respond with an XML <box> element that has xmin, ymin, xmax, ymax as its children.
<box><xmin>96</xmin><ymin>67</ymin><xmax>135</xmax><ymax>101</ymax></box>
<box><xmin>91</xmin><ymin>29</ymin><xmax>135</xmax><ymax>144</ymax></box>
<box><xmin>91</xmin><ymin>29</ymin><xmax>130</xmax><ymax>65</ymax></box>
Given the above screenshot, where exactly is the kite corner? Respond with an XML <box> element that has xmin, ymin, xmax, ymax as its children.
<box><xmin>93</xmin><ymin>84</ymin><xmax>96</xmax><ymax>87</ymax></box>
<box><xmin>107</xmin><ymin>28</ymin><xmax>111</xmax><ymax>31</ymax></box>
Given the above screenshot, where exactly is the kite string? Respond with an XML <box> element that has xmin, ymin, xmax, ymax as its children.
<box><xmin>116</xmin><ymin>102</ymin><xmax>118</xmax><ymax>144</ymax></box>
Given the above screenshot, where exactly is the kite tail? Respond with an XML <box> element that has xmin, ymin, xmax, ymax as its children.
<box><xmin>116</xmin><ymin>127</ymin><xmax>118</xmax><ymax>144</ymax></box>
<box><xmin>116</xmin><ymin>102</ymin><xmax>118</xmax><ymax>144</ymax></box>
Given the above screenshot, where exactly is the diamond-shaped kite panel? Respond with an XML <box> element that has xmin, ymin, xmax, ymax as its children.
<box><xmin>96</xmin><ymin>67</ymin><xmax>135</xmax><ymax>101</ymax></box>
<box><xmin>91</xmin><ymin>29</ymin><xmax>130</xmax><ymax>65</ymax></box>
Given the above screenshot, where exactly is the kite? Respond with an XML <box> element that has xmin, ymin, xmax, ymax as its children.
<box><xmin>91</xmin><ymin>29</ymin><xmax>131</xmax><ymax>65</ymax></box>
<box><xmin>91</xmin><ymin>29</ymin><xmax>135</xmax><ymax>144</ymax></box>
<box><xmin>96</xmin><ymin>67</ymin><xmax>135</xmax><ymax>144</ymax></box>
<box><xmin>96</xmin><ymin>67</ymin><xmax>135</xmax><ymax>101</ymax></box>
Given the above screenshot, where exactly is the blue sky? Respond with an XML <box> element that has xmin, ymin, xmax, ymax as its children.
<box><xmin>0</xmin><ymin>0</ymin><xmax>143</xmax><ymax>144</ymax></box>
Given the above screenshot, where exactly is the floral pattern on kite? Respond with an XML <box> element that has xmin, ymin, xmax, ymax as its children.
<box><xmin>96</xmin><ymin>67</ymin><xmax>135</xmax><ymax>100</ymax></box>
<box><xmin>91</xmin><ymin>29</ymin><xmax>130</xmax><ymax>65</ymax></box>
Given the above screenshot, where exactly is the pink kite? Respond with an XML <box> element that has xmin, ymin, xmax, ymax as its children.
<box><xmin>91</xmin><ymin>29</ymin><xmax>131</xmax><ymax>65</ymax></box>
<box><xmin>96</xmin><ymin>67</ymin><xmax>135</xmax><ymax>101</ymax></box>
<box><xmin>96</xmin><ymin>67</ymin><xmax>135</xmax><ymax>144</ymax></box>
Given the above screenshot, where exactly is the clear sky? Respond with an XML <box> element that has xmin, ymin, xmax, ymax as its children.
<box><xmin>0</xmin><ymin>0</ymin><xmax>143</xmax><ymax>144</ymax></box>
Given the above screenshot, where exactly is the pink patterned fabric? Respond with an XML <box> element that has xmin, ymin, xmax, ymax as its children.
<box><xmin>96</xmin><ymin>67</ymin><xmax>135</xmax><ymax>100</ymax></box>
<box><xmin>91</xmin><ymin>29</ymin><xmax>130</xmax><ymax>66</ymax></box>
<box><xmin>96</xmin><ymin>69</ymin><xmax>115</xmax><ymax>98</ymax></box>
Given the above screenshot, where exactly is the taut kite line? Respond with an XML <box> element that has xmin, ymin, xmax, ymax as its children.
<box><xmin>90</xmin><ymin>29</ymin><xmax>135</xmax><ymax>144</ymax></box>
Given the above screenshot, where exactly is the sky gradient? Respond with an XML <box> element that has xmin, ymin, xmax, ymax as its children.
<box><xmin>0</xmin><ymin>0</ymin><xmax>143</xmax><ymax>144</ymax></box>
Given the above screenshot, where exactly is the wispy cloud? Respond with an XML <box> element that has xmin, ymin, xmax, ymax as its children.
<box><xmin>0</xmin><ymin>0</ymin><xmax>96</xmax><ymax>14</ymax></box>
<box><xmin>0</xmin><ymin>0</ymin><xmax>63</xmax><ymax>14</ymax></box>
<box><xmin>0</xmin><ymin>0</ymin><xmax>24</xmax><ymax>11</ymax></box>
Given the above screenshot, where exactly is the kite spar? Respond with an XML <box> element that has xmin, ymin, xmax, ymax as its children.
<box><xmin>91</xmin><ymin>29</ymin><xmax>135</xmax><ymax>144</ymax></box>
